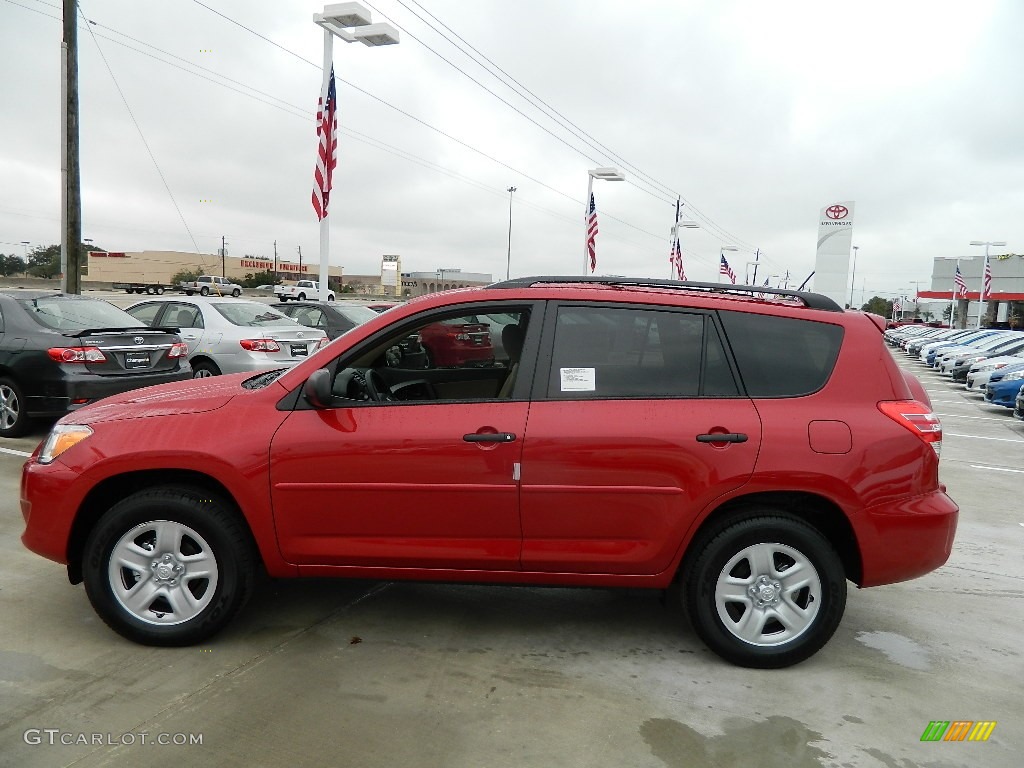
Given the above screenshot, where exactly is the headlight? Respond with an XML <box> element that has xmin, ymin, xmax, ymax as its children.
<box><xmin>1002</xmin><ymin>370</ymin><xmax>1024</xmax><ymax>382</ymax></box>
<box><xmin>38</xmin><ymin>424</ymin><xmax>93</xmax><ymax>465</ymax></box>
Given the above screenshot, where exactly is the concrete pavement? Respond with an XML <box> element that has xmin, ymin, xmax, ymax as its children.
<box><xmin>0</xmin><ymin>352</ymin><xmax>1020</xmax><ymax>767</ymax></box>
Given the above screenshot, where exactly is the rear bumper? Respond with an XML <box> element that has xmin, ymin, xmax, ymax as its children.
<box><xmin>25</xmin><ymin>368</ymin><xmax>193</xmax><ymax>418</ymax></box>
<box><xmin>856</xmin><ymin>490</ymin><xmax>958</xmax><ymax>587</ymax></box>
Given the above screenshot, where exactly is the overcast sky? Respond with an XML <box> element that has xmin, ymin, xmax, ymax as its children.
<box><xmin>2</xmin><ymin>0</ymin><xmax>1021</xmax><ymax>301</ymax></box>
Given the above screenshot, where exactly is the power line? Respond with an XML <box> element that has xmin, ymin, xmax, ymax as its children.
<box><xmin>77</xmin><ymin>1</ymin><xmax>201</xmax><ymax>254</ymax></box>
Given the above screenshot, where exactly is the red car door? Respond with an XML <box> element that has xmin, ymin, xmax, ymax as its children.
<box><xmin>270</xmin><ymin>401</ymin><xmax>527</xmax><ymax>571</ymax></box>
<box><xmin>518</xmin><ymin>304</ymin><xmax>762</xmax><ymax>575</ymax></box>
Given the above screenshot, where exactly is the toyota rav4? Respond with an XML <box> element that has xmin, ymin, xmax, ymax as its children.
<box><xmin>21</xmin><ymin>277</ymin><xmax>957</xmax><ymax>668</ymax></box>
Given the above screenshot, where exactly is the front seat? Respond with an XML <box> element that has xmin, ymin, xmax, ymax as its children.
<box><xmin>497</xmin><ymin>324</ymin><xmax>525</xmax><ymax>399</ymax></box>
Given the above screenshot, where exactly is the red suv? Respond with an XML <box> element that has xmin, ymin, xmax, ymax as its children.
<box><xmin>20</xmin><ymin>277</ymin><xmax>957</xmax><ymax>668</ymax></box>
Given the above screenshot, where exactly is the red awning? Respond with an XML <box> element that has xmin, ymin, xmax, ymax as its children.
<box><xmin>916</xmin><ymin>291</ymin><xmax>1024</xmax><ymax>301</ymax></box>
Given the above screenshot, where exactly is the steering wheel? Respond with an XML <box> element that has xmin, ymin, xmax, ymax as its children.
<box><xmin>363</xmin><ymin>369</ymin><xmax>396</xmax><ymax>402</ymax></box>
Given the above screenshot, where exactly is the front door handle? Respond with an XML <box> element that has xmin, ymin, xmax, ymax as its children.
<box><xmin>463</xmin><ymin>432</ymin><xmax>517</xmax><ymax>443</ymax></box>
<box><xmin>696</xmin><ymin>432</ymin><xmax>748</xmax><ymax>443</ymax></box>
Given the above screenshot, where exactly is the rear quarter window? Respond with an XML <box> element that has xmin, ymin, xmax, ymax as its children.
<box><xmin>718</xmin><ymin>311</ymin><xmax>844</xmax><ymax>397</ymax></box>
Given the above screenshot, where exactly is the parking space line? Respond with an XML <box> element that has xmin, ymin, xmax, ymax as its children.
<box><xmin>936</xmin><ymin>413</ymin><xmax>1017</xmax><ymax>422</ymax></box>
<box><xmin>970</xmin><ymin>465</ymin><xmax>1024</xmax><ymax>474</ymax></box>
<box><xmin>945</xmin><ymin>433</ymin><xmax>1024</xmax><ymax>443</ymax></box>
<box><xmin>0</xmin><ymin>447</ymin><xmax>32</xmax><ymax>458</ymax></box>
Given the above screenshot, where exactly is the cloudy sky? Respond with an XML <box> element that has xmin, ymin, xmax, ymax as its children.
<box><xmin>1</xmin><ymin>0</ymin><xmax>1021</xmax><ymax>302</ymax></box>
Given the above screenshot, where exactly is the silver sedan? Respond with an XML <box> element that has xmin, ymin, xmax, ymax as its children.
<box><xmin>126</xmin><ymin>296</ymin><xmax>327</xmax><ymax>378</ymax></box>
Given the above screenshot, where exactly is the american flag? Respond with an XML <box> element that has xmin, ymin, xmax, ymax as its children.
<box><xmin>586</xmin><ymin>193</ymin><xmax>598</xmax><ymax>272</ymax></box>
<box><xmin>670</xmin><ymin>238</ymin><xmax>686</xmax><ymax>280</ymax></box>
<box><xmin>983</xmin><ymin>260</ymin><xmax>992</xmax><ymax>297</ymax></box>
<box><xmin>312</xmin><ymin>66</ymin><xmax>338</xmax><ymax>221</ymax></box>
<box><xmin>719</xmin><ymin>254</ymin><xmax>736</xmax><ymax>284</ymax></box>
<box><xmin>892</xmin><ymin>296</ymin><xmax>902</xmax><ymax>316</ymax></box>
<box><xmin>756</xmin><ymin>276</ymin><xmax>770</xmax><ymax>299</ymax></box>
<box><xmin>954</xmin><ymin>265</ymin><xmax>968</xmax><ymax>297</ymax></box>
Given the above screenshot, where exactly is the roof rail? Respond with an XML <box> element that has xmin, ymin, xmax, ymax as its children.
<box><xmin>487</xmin><ymin>276</ymin><xmax>844</xmax><ymax>312</ymax></box>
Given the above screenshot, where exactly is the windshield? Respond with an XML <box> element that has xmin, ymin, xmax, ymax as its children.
<box><xmin>212</xmin><ymin>302</ymin><xmax>297</xmax><ymax>328</ymax></box>
<box><xmin>19</xmin><ymin>297</ymin><xmax>144</xmax><ymax>331</ymax></box>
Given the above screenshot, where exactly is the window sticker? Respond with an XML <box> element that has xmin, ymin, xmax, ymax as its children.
<box><xmin>560</xmin><ymin>367</ymin><xmax>596</xmax><ymax>392</ymax></box>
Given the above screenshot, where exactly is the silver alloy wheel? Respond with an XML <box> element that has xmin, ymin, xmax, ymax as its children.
<box><xmin>108</xmin><ymin>520</ymin><xmax>219</xmax><ymax>626</ymax></box>
<box><xmin>193</xmin><ymin>367</ymin><xmax>215</xmax><ymax>378</ymax></box>
<box><xmin>714</xmin><ymin>542</ymin><xmax>822</xmax><ymax>647</ymax></box>
<box><xmin>0</xmin><ymin>384</ymin><xmax>19</xmax><ymax>430</ymax></box>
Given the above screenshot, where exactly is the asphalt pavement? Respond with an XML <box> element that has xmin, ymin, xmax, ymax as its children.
<box><xmin>0</xmin><ymin>341</ymin><xmax>1020</xmax><ymax>768</ymax></box>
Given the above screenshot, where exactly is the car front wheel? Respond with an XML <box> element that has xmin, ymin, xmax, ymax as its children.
<box><xmin>683</xmin><ymin>514</ymin><xmax>846</xmax><ymax>668</ymax></box>
<box><xmin>82</xmin><ymin>488</ymin><xmax>256</xmax><ymax>646</ymax></box>
<box><xmin>232</xmin><ymin>288</ymin><xmax>241</xmax><ymax>297</ymax></box>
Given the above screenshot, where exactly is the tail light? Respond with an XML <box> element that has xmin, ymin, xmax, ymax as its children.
<box><xmin>48</xmin><ymin>347</ymin><xmax>106</xmax><ymax>363</ymax></box>
<box><xmin>168</xmin><ymin>342</ymin><xmax>189</xmax><ymax>358</ymax></box>
<box><xmin>239</xmin><ymin>339</ymin><xmax>281</xmax><ymax>352</ymax></box>
<box><xmin>878</xmin><ymin>400</ymin><xmax>942</xmax><ymax>456</ymax></box>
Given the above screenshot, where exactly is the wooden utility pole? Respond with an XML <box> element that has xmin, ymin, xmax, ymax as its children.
<box><xmin>61</xmin><ymin>0</ymin><xmax>82</xmax><ymax>294</ymax></box>
<box><xmin>220</xmin><ymin>235</ymin><xmax>227</xmax><ymax>277</ymax></box>
<box><xmin>273</xmin><ymin>240</ymin><xmax>278</xmax><ymax>278</ymax></box>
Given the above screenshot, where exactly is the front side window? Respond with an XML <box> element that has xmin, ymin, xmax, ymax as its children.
<box><xmin>325</xmin><ymin>306</ymin><xmax>532</xmax><ymax>403</ymax></box>
<box><xmin>546</xmin><ymin>306</ymin><xmax>735</xmax><ymax>399</ymax></box>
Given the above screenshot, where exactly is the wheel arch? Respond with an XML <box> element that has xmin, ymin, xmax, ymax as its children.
<box><xmin>66</xmin><ymin>469</ymin><xmax>262</xmax><ymax>584</ymax></box>
<box><xmin>679</xmin><ymin>491</ymin><xmax>863</xmax><ymax>586</ymax></box>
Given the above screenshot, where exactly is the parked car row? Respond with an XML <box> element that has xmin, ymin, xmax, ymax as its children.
<box><xmin>884</xmin><ymin>324</ymin><xmax>1024</xmax><ymax>412</ymax></box>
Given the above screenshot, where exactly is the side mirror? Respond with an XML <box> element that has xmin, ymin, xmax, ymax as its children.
<box><xmin>303</xmin><ymin>368</ymin><xmax>334</xmax><ymax>409</ymax></box>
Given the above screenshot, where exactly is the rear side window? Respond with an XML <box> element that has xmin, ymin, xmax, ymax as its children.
<box><xmin>719</xmin><ymin>311</ymin><xmax>844</xmax><ymax>396</ymax></box>
<box><xmin>546</xmin><ymin>306</ymin><xmax>738</xmax><ymax>399</ymax></box>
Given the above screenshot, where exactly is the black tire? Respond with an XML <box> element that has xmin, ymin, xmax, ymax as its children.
<box><xmin>683</xmin><ymin>514</ymin><xmax>846</xmax><ymax>668</ymax></box>
<box><xmin>231</xmin><ymin>288</ymin><xmax>241</xmax><ymax>298</ymax></box>
<box><xmin>0</xmin><ymin>377</ymin><xmax>31</xmax><ymax>438</ymax></box>
<box><xmin>82</xmin><ymin>488</ymin><xmax>256</xmax><ymax>646</ymax></box>
<box><xmin>297</xmin><ymin>293</ymin><xmax>306</xmax><ymax>301</ymax></box>
<box><xmin>185</xmin><ymin>290</ymin><xmax>194</xmax><ymax>296</ymax></box>
<box><xmin>327</xmin><ymin>294</ymin><xmax>335</xmax><ymax>302</ymax></box>
<box><xmin>156</xmin><ymin>286</ymin><xmax>165</xmax><ymax>295</ymax></box>
<box><xmin>199</xmin><ymin>286</ymin><xmax>210</xmax><ymax>296</ymax></box>
<box><xmin>147</xmin><ymin>286</ymin><xmax>157</xmax><ymax>295</ymax></box>
<box><xmin>124</xmin><ymin>288</ymin><xmax>134</xmax><ymax>294</ymax></box>
<box><xmin>191</xmin><ymin>359</ymin><xmax>221</xmax><ymax>378</ymax></box>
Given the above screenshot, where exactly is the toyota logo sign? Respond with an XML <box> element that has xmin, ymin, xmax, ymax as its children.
<box><xmin>134</xmin><ymin>337</ymin><xmax>145</xmax><ymax>344</ymax></box>
<box><xmin>826</xmin><ymin>205</ymin><xmax>849</xmax><ymax>220</ymax></box>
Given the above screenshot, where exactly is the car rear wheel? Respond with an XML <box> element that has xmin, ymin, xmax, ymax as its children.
<box><xmin>683</xmin><ymin>514</ymin><xmax>846</xmax><ymax>668</ymax></box>
<box><xmin>0</xmin><ymin>377</ymin><xmax>31</xmax><ymax>438</ymax></box>
<box><xmin>82</xmin><ymin>489</ymin><xmax>256</xmax><ymax>646</ymax></box>
<box><xmin>199</xmin><ymin>286</ymin><xmax>210</xmax><ymax>296</ymax></box>
<box><xmin>297</xmin><ymin>293</ymin><xmax>306</xmax><ymax>301</ymax></box>
<box><xmin>191</xmin><ymin>360</ymin><xmax>221</xmax><ymax>378</ymax></box>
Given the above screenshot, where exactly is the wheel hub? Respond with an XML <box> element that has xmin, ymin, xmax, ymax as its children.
<box><xmin>151</xmin><ymin>552</ymin><xmax>185</xmax><ymax>586</ymax></box>
<box><xmin>748</xmin><ymin>575</ymin><xmax>782</xmax><ymax>607</ymax></box>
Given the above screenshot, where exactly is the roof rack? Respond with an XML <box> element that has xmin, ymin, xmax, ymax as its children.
<box><xmin>487</xmin><ymin>276</ymin><xmax>844</xmax><ymax>312</ymax></box>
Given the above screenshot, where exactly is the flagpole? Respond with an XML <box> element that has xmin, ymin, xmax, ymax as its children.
<box><xmin>950</xmin><ymin>259</ymin><xmax>958</xmax><ymax>328</ymax></box>
<box><xmin>583</xmin><ymin>174</ymin><xmax>594</xmax><ymax>275</ymax></box>
<box><xmin>318</xmin><ymin>28</ymin><xmax>333</xmax><ymax>301</ymax></box>
<box><xmin>976</xmin><ymin>247</ymin><xmax>989</xmax><ymax>329</ymax></box>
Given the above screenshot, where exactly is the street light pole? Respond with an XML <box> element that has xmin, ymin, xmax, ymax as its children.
<box><xmin>970</xmin><ymin>240</ymin><xmax>1006</xmax><ymax>328</ymax></box>
<box><xmin>849</xmin><ymin>245</ymin><xmax>859</xmax><ymax>308</ymax></box>
<box><xmin>584</xmin><ymin>167</ymin><xmax>625</xmax><ymax>274</ymax></box>
<box><xmin>314</xmin><ymin>3</ymin><xmax>400</xmax><ymax>301</ymax></box>
<box><xmin>505</xmin><ymin>186</ymin><xmax>516</xmax><ymax>280</ymax></box>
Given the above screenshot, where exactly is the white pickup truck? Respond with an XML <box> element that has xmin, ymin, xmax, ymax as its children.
<box><xmin>273</xmin><ymin>280</ymin><xmax>335</xmax><ymax>302</ymax></box>
<box><xmin>180</xmin><ymin>275</ymin><xmax>243</xmax><ymax>297</ymax></box>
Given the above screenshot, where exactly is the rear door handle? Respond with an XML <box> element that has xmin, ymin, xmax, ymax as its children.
<box><xmin>463</xmin><ymin>432</ymin><xmax>517</xmax><ymax>443</ymax></box>
<box><xmin>696</xmin><ymin>433</ymin><xmax>748</xmax><ymax>443</ymax></box>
